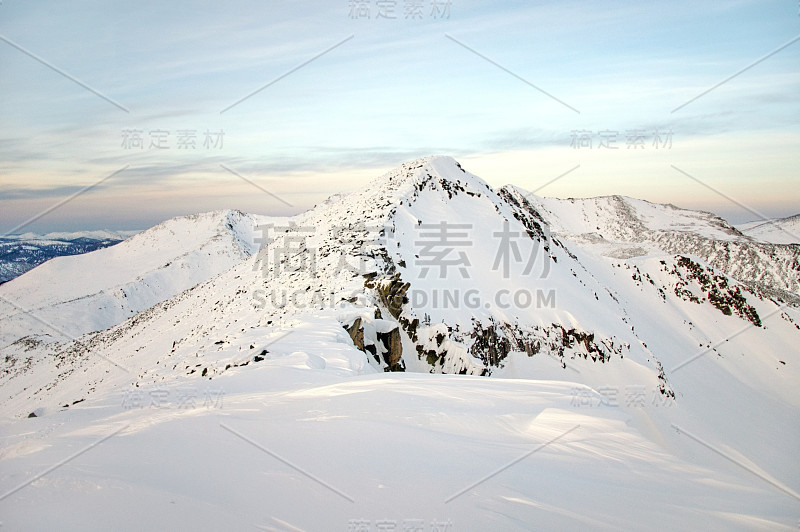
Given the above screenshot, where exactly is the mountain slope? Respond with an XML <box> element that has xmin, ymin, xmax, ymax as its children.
<box><xmin>0</xmin><ymin>210</ymin><xmax>281</xmax><ymax>348</ymax></box>
<box><xmin>512</xmin><ymin>192</ymin><xmax>800</xmax><ymax>296</ymax></box>
<box><xmin>1</xmin><ymin>157</ymin><xmax>798</xmax><ymax>529</ymax></box>
<box><xmin>524</xmin><ymin>194</ymin><xmax>745</xmax><ymax>240</ymax></box>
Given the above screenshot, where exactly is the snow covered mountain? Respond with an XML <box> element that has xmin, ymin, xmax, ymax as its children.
<box><xmin>0</xmin><ymin>210</ymin><xmax>280</xmax><ymax>348</ymax></box>
<box><xmin>1</xmin><ymin>157</ymin><xmax>798</xmax><ymax>530</ymax></box>
<box><xmin>515</xmin><ymin>192</ymin><xmax>800</xmax><ymax>297</ymax></box>
<box><xmin>0</xmin><ymin>230</ymin><xmax>138</xmax><ymax>285</ymax></box>
<box><xmin>736</xmin><ymin>214</ymin><xmax>800</xmax><ymax>245</ymax></box>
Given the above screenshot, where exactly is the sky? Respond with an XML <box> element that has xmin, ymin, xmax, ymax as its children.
<box><xmin>0</xmin><ymin>0</ymin><xmax>798</xmax><ymax>232</ymax></box>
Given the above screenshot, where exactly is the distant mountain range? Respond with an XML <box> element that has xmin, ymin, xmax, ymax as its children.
<box><xmin>0</xmin><ymin>230</ymin><xmax>139</xmax><ymax>285</ymax></box>
<box><xmin>735</xmin><ymin>214</ymin><xmax>800</xmax><ymax>245</ymax></box>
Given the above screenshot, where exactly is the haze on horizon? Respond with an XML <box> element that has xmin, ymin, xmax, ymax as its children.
<box><xmin>1</xmin><ymin>0</ymin><xmax>798</xmax><ymax>233</ymax></box>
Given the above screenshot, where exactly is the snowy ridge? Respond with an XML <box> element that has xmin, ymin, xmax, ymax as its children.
<box><xmin>513</xmin><ymin>190</ymin><xmax>800</xmax><ymax>296</ymax></box>
<box><xmin>0</xmin><ymin>209</ymin><xmax>280</xmax><ymax>347</ymax></box>
<box><xmin>737</xmin><ymin>214</ymin><xmax>800</xmax><ymax>245</ymax></box>
<box><xmin>1</xmin><ymin>157</ymin><xmax>798</xmax><ymax>529</ymax></box>
<box><xmin>522</xmin><ymin>193</ymin><xmax>744</xmax><ymax>241</ymax></box>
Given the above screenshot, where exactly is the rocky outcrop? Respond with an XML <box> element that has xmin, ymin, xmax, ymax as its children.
<box><xmin>345</xmin><ymin>317</ymin><xmax>365</xmax><ymax>351</ymax></box>
<box><xmin>341</xmin><ymin>312</ymin><xmax>405</xmax><ymax>372</ymax></box>
<box><xmin>671</xmin><ymin>256</ymin><xmax>762</xmax><ymax>326</ymax></box>
<box><xmin>378</xmin><ymin>327</ymin><xmax>403</xmax><ymax>370</ymax></box>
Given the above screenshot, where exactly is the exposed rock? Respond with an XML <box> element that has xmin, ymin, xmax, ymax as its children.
<box><xmin>341</xmin><ymin>314</ymin><xmax>404</xmax><ymax>372</ymax></box>
<box><xmin>376</xmin><ymin>273</ymin><xmax>410</xmax><ymax>319</ymax></box>
<box><xmin>345</xmin><ymin>317</ymin><xmax>365</xmax><ymax>351</ymax></box>
<box><xmin>672</xmin><ymin>256</ymin><xmax>762</xmax><ymax>326</ymax></box>
<box><xmin>377</xmin><ymin>327</ymin><xmax>403</xmax><ymax>371</ymax></box>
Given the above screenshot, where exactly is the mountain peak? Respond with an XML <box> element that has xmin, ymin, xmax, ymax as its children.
<box><xmin>361</xmin><ymin>155</ymin><xmax>488</xmax><ymax>200</ymax></box>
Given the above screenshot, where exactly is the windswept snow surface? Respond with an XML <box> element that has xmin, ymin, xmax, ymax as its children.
<box><xmin>1</xmin><ymin>157</ymin><xmax>798</xmax><ymax>530</ymax></box>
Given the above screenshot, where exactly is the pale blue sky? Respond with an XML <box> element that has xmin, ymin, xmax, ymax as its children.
<box><xmin>1</xmin><ymin>0</ymin><xmax>798</xmax><ymax>231</ymax></box>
